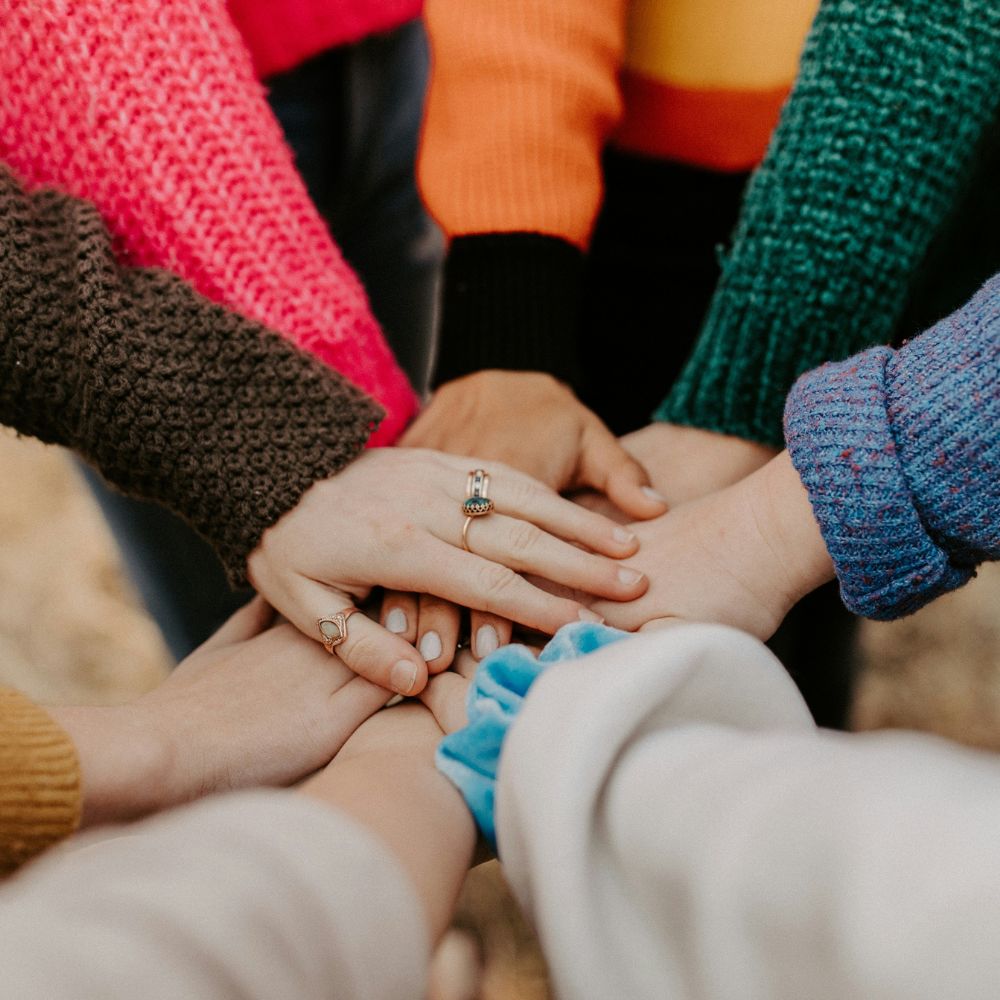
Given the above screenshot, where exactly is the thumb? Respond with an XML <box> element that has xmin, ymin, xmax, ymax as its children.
<box><xmin>198</xmin><ymin>595</ymin><xmax>275</xmax><ymax>652</ymax></box>
<box><xmin>578</xmin><ymin>424</ymin><xmax>668</xmax><ymax>520</ymax></box>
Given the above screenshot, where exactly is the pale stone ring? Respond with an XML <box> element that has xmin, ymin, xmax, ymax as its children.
<box><xmin>463</xmin><ymin>468</ymin><xmax>494</xmax><ymax>552</ymax></box>
<box><xmin>317</xmin><ymin>607</ymin><xmax>362</xmax><ymax>653</ymax></box>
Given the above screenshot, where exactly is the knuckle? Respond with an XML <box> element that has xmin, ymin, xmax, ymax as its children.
<box><xmin>507</xmin><ymin>519</ymin><xmax>541</xmax><ymax>555</ymax></box>
<box><xmin>341</xmin><ymin>630</ymin><xmax>384</xmax><ymax>670</ymax></box>
<box><xmin>476</xmin><ymin>562</ymin><xmax>519</xmax><ymax>603</ymax></box>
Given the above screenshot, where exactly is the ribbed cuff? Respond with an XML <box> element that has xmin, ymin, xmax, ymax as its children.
<box><xmin>433</xmin><ymin>234</ymin><xmax>585</xmax><ymax>389</ymax></box>
<box><xmin>654</xmin><ymin>293</ymin><xmax>793</xmax><ymax>448</ymax></box>
<box><xmin>784</xmin><ymin>348</ymin><xmax>973</xmax><ymax>620</ymax></box>
<box><xmin>0</xmin><ymin>689</ymin><xmax>81</xmax><ymax>875</ymax></box>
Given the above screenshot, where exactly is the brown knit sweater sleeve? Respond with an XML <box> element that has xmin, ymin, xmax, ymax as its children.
<box><xmin>0</xmin><ymin>688</ymin><xmax>80</xmax><ymax>876</ymax></box>
<box><xmin>0</xmin><ymin>166</ymin><xmax>384</xmax><ymax>586</ymax></box>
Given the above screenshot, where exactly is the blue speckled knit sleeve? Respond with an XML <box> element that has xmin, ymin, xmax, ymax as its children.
<box><xmin>784</xmin><ymin>274</ymin><xmax>1000</xmax><ymax>620</ymax></box>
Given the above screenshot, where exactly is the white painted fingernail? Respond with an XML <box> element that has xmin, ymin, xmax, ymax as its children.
<box><xmin>613</xmin><ymin>526</ymin><xmax>636</xmax><ymax>544</ymax></box>
<box><xmin>578</xmin><ymin>609</ymin><xmax>604</xmax><ymax>623</ymax></box>
<box><xmin>618</xmin><ymin>567</ymin><xmax>644</xmax><ymax>587</ymax></box>
<box><xmin>642</xmin><ymin>486</ymin><xmax>667</xmax><ymax>504</ymax></box>
<box><xmin>419</xmin><ymin>630</ymin><xmax>443</xmax><ymax>662</ymax></box>
<box><xmin>385</xmin><ymin>608</ymin><xmax>408</xmax><ymax>634</ymax></box>
<box><xmin>390</xmin><ymin>660</ymin><xmax>418</xmax><ymax>696</ymax></box>
<box><xmin>475</xmin><ymin>625</ymin><xmax>499</xmax><ymax>659</ymax></box>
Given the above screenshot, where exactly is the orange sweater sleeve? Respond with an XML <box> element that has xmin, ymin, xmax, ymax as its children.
<box><xmin>420</xmin><ymin>0</ymin><xmax>627</xmax><ymax>249</ymax></box>
<box><xmin>0</xmin><ymin>688</ymin><xmax>81</xmax><ymax>876</ymax></box>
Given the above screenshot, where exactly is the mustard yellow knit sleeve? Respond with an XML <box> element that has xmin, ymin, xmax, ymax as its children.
<box><xmin>0</xmin><ymin>687</ymin><xmax>81</xmax><ymax>875</ymax></box>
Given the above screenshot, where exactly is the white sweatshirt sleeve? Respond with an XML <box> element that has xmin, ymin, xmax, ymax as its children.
<box><xmin>497</xmin><ymin>623</ymin><xmax>1000</xmax><ymax>1000</ymax></box>
<box><xmin>0</xmin><ymin>791</ymin><xmax>428</xmax><ymax>1000</ymax></box>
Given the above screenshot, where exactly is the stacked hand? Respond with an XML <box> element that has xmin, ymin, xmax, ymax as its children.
<box><xmin>248</xmin><ymin>448</ymin><xmax>648</xmax><ymax>696</ymax></box>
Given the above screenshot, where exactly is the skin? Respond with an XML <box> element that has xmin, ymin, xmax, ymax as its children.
<box><xmin>248</xmin><ymin>448</ymin><xmax>645</xmax><ymax>696</ymax></box>
<box><xmin>49</xmin><ymin>598</ymin><xmax>389</xmax><ymax>827</ymax></box>
<box><xmin>390</xmin><ymin>373</ymin><xmax>669</xmax><ymax>668</ymax></box>
<box><xmin>591</xmin><ymin>451</ymin><xmax>835</xmax><ymax>638</ymax></box>
<box><xmin>300</xmin><ymin>699</ymin><xmax>476</xmax><ymax>942</ymax></box>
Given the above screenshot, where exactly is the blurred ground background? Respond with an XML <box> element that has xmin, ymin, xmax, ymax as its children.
<box><xmin>3</xmin><ymin>428</ymin><xmax>1000</xmax><ymax>998</ymax></box>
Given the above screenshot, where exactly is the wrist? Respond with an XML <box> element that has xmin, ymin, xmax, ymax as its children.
<box><xmin>48</xmin><ymin>704</ymin><xmax>174</xmax><ymax>826</ymax></box>
<box><xmin>302</xmin><ymin>706</ymin><xmax>474</xmax><ymax>939</ymax></box>
<box><xmin>434</xmin><ymin>233</ymin><xmax>585</xmax><ymax>389</ymax></box>
<box><xmin>746</xmin><ymin>451</ymin><xmax>835</xmax><ymax>608</ymax></box>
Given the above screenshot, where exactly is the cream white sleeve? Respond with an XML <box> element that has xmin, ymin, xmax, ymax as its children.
<box><xmin>498</xmin><ymin>623</ymin><xmax>1000</xmax><ymax>1000</ymax></box>
<box><xmin>0</xmin><ymin>791</ymin><xmax>428</xmax><ymax>1000</ymax></box>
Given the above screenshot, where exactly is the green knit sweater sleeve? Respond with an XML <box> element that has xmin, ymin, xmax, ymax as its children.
<box><xmin>657</xmin><ymin>0</ymin><xmax>1000</xmax><ymax>447</ymax></box>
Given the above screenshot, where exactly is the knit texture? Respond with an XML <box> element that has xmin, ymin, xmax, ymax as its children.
<box><xmin>432</xmin><ymin>234</ymin><xmax>586</xmax><ymax>388</ymax></box>
<box><xmin>0</xmin><ymin>688</ymin><xmax>80</xmax><ymax>876</ymax></box>
<box><xmin>0</xmin><ymin>0</ymin><xmax>416</xmax><ymax>445</ymax></box>
<box><xmin>0</xmin><ymin>167</ymin><xmax>382</xmax><ymax>587</ymax></box>
<box><xmin>228</xmin><ymin>0</ymin><xmax>422</xmax><ymax>78</ymax></box>
<box><xmin>785</xmin><ymin>274</ymin><xmax>1000</xmax><ymax>620</ymax></box>
<box><xmin>659</xmin><ymin>0</ymin><xmax>1000</xmax><ymax>446</ymax></box>
<box><xmin>437</xmin><ymin>623</ymin><xmax>628</xmax><ymax>848</ymax></box>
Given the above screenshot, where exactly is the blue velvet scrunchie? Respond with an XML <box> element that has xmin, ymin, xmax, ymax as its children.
<box><xmin>436</xmin><ymin>621</ymin><xmax>628</xmax><ymax>848</ymax></box>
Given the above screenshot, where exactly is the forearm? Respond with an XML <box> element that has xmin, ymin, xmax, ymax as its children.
<box><xmin>421</xmin><ymin>0</ymin><xmax>626</xmax><ymax>385</ymax></box>
<box><xmin>659</xmin><ymin>0</ymin><xmax>1000</xmax><ymax>446</ymax></box>
<box><xmin>0</xmin><ymin>793</ymin><xmax>427</xmax><ymax>1000</ymax></box>
<box><xmin>302</xmin><ymin>705</ymin><xmax>475</xmax><ymax>941</ymax></box>
<box><xmin>0</xmin><ymin>167</ymin><xmax>381</xmax><ymax>585</ymax></box>
<box><xmin>785</xmin><ymin>273</ymin><xmax>1000</xmax><ymax>618</ymax></box>
<box><xmin>0</xmin><ymin>0</ymin><xmax>415</xmax><ymax>440</ymax></box>
<box><xmin>498</xmin><ymin>625</ymin><xmax>1000</xmax><ymax>1000</ymax></box>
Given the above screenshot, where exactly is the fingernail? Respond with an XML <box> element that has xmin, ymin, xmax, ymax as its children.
<box><xmin>419</xmin><ymin>630</ymin><xmax>443</xmax><ymax>662</ymax></box>
<box><xmin>613</xmin><ymin>526</ymin><xmax>636</xmax><ymax>544</ymax></box>
<box><xmin>390</xmin><ymin>659</ymin><xmax>418</xmax><ymax>696</ymax></box>
<box><xmin>618</xmin><ymin>567</ymin><xmax>644</xmax><ymax>587</ymax></box>
<box><xmin>385</xmin><ymin>608</ymin><xmax>408</xmax><ymax>634</ymax></box>
<box><xmin>475</xmin><ymin>625</ymin><xmax>499</xmax><ymax>659</ymax></box>
<box><xmin>578</xmin><ymin>609</ymin><xmax>604</xmax><ymax>623</ymax></box>
<box><xmin>642</xmin><ymin>486</ymin><xmax>667</xmax><ymax>504</ymax></box>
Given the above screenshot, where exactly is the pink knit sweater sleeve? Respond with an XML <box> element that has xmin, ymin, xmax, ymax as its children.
<box><xmin>0</xmin><ymin>0</ymin><xmax>416</xmax><ymax>445</ymax></box>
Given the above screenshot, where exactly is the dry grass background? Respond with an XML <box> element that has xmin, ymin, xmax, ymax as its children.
<box><xmin>3</xmin><ymin>428</ymin><xmax>1000</xmax><ymax>998</ymax></box>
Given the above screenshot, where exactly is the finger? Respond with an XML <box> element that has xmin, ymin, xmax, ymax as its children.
<box><xmin>198</xmin><ymin>595</ymin><xmax>275</xmax><ymax>652</ymax></box>
<box><xmin>416</xmin><ymin>595</ymin><xmax>462</xmax><ymax>674</ymax></box>
<box><xmin>462</xmin><ymin>513</ymin><xmax>648</xmax><ymax>602</ymax></box>
<box><xmin>380</xmin><ymin>591</ymin><xmax>419</xmax><ymax>644</ymax></box>
<box><xmin>284</xmin><ymin>577</ymin><xmax>429</xmax><ymax>696</ymax></box>
<box><xmin>419</xmin><ymin>671</ymin><xmax>470</xmax><ymax>734</ymax></box>
<box><xmin>411</xmin><ymin>541</ymin><xmax>604</xmax><ymax>636</ymax></box>
<box><xmin>579</xmin><ymin>425</ymin><xmax>668</xmax><ymax>521</ymax></box>
<box><xmin>469</xmin><ymin>610</ymin><xmax>512</xmax><ymax>661</ymax></box>
<box><xmin>482</xmin><ymin>468</ymin><xmax>639</xmax><ymax>557</ymax></box>
<box><xmin>453</xmin><ymin>649</ymin><xmax>480</xmax><ymax>680</ymax></box>
<box><xmin>324</xmin><ymin>676</ymin><xmax>399</xmax><ymax>752</ymax></box>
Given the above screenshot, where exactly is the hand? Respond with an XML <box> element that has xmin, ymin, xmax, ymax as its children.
<box><xmin>50</xmin><ymin>598</ymin><xmax>389</xmax><ymax>827</ymax></box>
<box><xmin>248</xmin><ymin>448</ymin><xmax>647</xmax><ymax>696</ymax></box>
<box><xmin>401</xmin><ymin>371</ymin><xmax>668</xmax><ymax>519</ymax></box>
<box><xmin>590</xmin><ymin>453</ymin><xmax>835</xmax><ymax>638</ymax></box>
<box><xmin>621</xmin><ymin>422</ymin><xmax>778</xmax><ymax>506</ymax></box>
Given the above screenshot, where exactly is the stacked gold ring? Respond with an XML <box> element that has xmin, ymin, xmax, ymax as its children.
<box><xmin>462</xmin><ymin>468</ymin><xmax>495</xmax><ymax>551</ymax></box>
